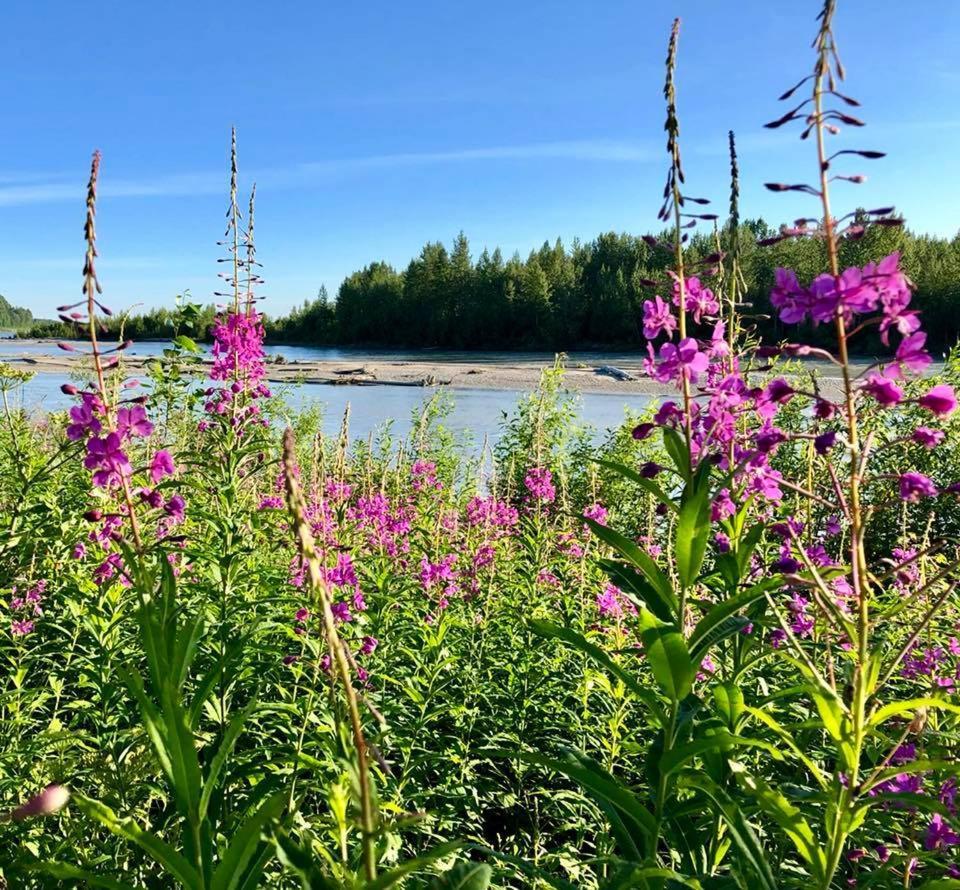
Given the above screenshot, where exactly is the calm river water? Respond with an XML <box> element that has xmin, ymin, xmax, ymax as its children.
<box><xmin>2</xmin><ymin>342</ymin><xmax>652</xmax><ymax>446</ymax></box>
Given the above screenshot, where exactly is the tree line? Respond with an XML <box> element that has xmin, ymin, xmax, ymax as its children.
<box><xmin>19</xmin><ymin>220</ymin><xmax>960</xmax><ymax>352</ymax></box>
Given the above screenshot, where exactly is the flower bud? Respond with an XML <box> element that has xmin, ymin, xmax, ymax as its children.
<box><xmin>9</xmin><ymin>785</ymin><xmax>70</xmax><ymax>821</ymax></box>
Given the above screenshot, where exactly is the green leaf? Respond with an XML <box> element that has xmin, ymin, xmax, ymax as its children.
<box><xmin>200</xmin><ymin>698</ymin><xmax>258</xmax><ymax>821</ymax></box>
<box><xmin>71</xmin><ymin>793</ymin><xmax>203</xmax><ymax>890</ymax></box>
<box><xmin>675</xmin><ymin>470</ymin><xmax>712</xmax><ymax>590</ymax></box>
<box><xmin>868</xmin><ymin>697</ymin><xmax>960</xmax><ymax>729</ymax></box>
<box><xmin>743</xmin><ymin>706</ymin><xmax>829</xmax><ymax>790</ymax></box>
<box><xmin>729</xmin><ymin>761</ymin><xmax>826</xmax><ymax>883</ymax></box>
<box><xmin>591</xmin><ymin>457</ymin><xmax>678</xmax><ymax>512</ymax></box>
<box><xmin>583</xmin><ymin>519</ymin><xmax>677</xmax><ymax>616</ymax></box>
<box><xmin>559</xmin><ymin>751</ymin><xmax>646</xmax><ymax>861</ymax></box>
<box><xmin>713</xmin><ymin>682</ymin><xmax>745</xmax><ymax>730</ymax></box>
<box><xmin>662</xmin><ymin>427</ymin><xmax>691</xmax><ymax>482</ymax></box>
<box><xmin>638</xmin><ymin>610</ymin><xmax>695</xmax><ymax>702</ymax></box>
<box><xmin>366</xmin><ymin>840</ymin><xmax>466</xmax><ymax>889</ymax></box>
<box><xmin>689</xmin><ymin>616</ymin><xmax>751</xmax><ymax>663</ymax></box>
<box><xmin>679</xmin><ymin>774</ymin><xmax>778</xmax><ymax>890</ymax></box>
<box><xmin>528</xmin><ymin>619</ymin><xmax>665</xmax><ymax>725</ymax></box>
<box><xmin>464</xmin><ymin>846</ymin><xmax>579</xmax><ymax>890</ymax></box>
<box><xmin>427</xmin><ymin>862</ymin><xmax>492</xmax><ymax>889</ymax></box>
<box><xmin>209</xmin><ymin>791</ymin><xmax>286</xmax><ymax>890</ymax></box>
<box><xmin>659</xmin><ymin>731</ymin><xmax>738</xmax><ymax>776</ymax></box>
<box><xmin>174</xmin><ymin>334</ymin><xmax>201</xmax><ymax>353</ymax></box>
<box><xmin>598</xmin><ymin>558</ymin><xmax>675</xmax><ymax>624</ymax></box>
<box><xmin>21</xmin><ymin>861</ymin><xmax>138</xmax><ymax>890</ymax></box>
<box><xmin>688</xmin><ymin>581</ymin><xmax>779</xmax><ymax>654</ymax></box>
<box><xmin>500</xmin><ymin>750</ymin><xmax>657</xmax><ymax>846</ymax></box>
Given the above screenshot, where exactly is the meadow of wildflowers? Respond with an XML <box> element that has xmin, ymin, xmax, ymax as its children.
<box><xmin>2</xmin><ymin>2</ymin><xmax>960</xmax><ymax>887</ymax></box>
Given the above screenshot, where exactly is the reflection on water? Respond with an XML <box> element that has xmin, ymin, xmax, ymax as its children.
<box><xmin>8</xmin><ymin>373</ymin><xmax>652</xmax><ymax>447</ymax></box>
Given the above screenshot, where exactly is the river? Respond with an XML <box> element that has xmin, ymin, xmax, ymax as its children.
<box><xmin>3</xmin><ymin>342</ymin><xmax>653</xmax><ymax>445</ymax></box>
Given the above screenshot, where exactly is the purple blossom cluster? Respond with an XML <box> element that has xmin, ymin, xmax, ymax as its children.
<box><xmin>6</xmin><ymin>580</ymin><xmax>45</xmax><ymax>638</ymax></box>
<box><xmin>201</xmin><ymin>309</ymin><xmax>271</xmax><ymax>428</ymax></box>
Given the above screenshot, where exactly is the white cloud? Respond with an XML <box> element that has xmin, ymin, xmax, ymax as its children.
<box><xmin>0</xmin><ymin>140</ymin><xmax>658</xmax><ymax>207</ymax></box>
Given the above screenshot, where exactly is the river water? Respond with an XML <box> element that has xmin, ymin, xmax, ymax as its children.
<box><xmin>3</xmin><ymin>342</ymin><xmax>653</xmax><ymax>445</ymax></box>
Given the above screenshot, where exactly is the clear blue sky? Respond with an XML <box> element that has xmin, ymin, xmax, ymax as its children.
<box><xmin>1</xmin><ymin>1</ymin><xmax>957</xmax><ymax>319</ymax></box>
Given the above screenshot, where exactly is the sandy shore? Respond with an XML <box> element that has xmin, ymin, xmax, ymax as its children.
<box><xmin>3</xmin><ymin>351</ymin><xmax>679</xmax><ymax>395</ymax></box>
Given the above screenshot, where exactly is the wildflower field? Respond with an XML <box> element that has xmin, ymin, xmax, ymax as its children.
<box><xmin>3</xmin><ymin>3</ymin><xmax>960</xmax><ymax>888</ymax></box>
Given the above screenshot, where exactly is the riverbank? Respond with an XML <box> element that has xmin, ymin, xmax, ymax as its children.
<box><xmin>3</xmin><ymin>348</ymin><xmax>672</xmax><ymax>395</ymax></box>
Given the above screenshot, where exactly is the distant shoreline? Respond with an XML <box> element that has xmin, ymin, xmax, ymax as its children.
<box><xmin>0</xmin><ymin>340</ymin><xmax>908</xmax><ymax>399</ymax></box>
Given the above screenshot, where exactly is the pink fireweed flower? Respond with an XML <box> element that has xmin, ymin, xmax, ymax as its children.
<box><xmin>899</xmin><ymin>472</ymin><xmax>938</xmax><ymax>503</ymax></box>
<box><xmin>918</xmin><ymin>384</ymin><xmax>957</xmax><ymax>417</ymax></box>
<box><xmin>524</xmin><ymin>467</ymin><xmax>556</xmax><ymax>503</ymax></box>
<box><xmin>149</xmin><ymin>450</ymin><xmax>175</xmax><ymax>484</ymax></box>
<box><xmin>116</xmin><ymin>405</ymin><xmax>154</xmax><ymax>439</ymax></box>
<box><xmin>164</xmin><ymin>494</ymin><xmax>186</xmax><ymax>524</ymax></box>
<box><xmin>652</xmin><ymin>338</ymin><xmax>709</xmax><ymax>385</ymax></box>
<box><xmin>672</xmin><ymin>276</ymin><xmax>719</xmax><ymax>325</ymax></box>
<box><xmin>8</xmin><ymin>785</ymin><xmax>70</xmax><ymax>821</ymax></box>
<box><xmin>360</xmin><ymin>635</ymin><xmax>378</xmax><ymax>655</ymax></box>
<box><xmin>770</xmin><ymin>267</ymin><xmax>811</xmax><ymax>324</ymax></box>
<box><xmin>410</xmin><ymin>459</ymin><xmax>442</xmax><ymax>492</ymax></box>
<box><xmin>809</xmin><ymin>267</ymin><xmax>879</xmax><ymax>325</ymax></box>
<box><xmin>210</xmin><ymin>310</ymin><xmax>267</xmax><ymax>386</ymax></box>
<box><xmin>323</xmin><ymin>479</ymin><xmax>353</xmax><ymax>502</ymax></box>
<box><xmin>11</xmin><ymin>618</ymin><xmax>35</xmax><ymax>637</ymax></box>
<box><xmin>330</xmin><ymin>601</ymin><xmax>352</xmax><ymax>623</ymax></box>
<box><xmin>66</xmin><ymin>391</ymin><xmax>104</xmax><ymax>441</ymax></box>
<box><xmin>888</xmin><ymin>331</ymin><xmax>932</xmax><ymax>379</ymax></box>
<box><xmin>814</xmin><ymin>431</ymin><xmax>837</xmax><ymax>455</ymax></box>
<box><xmin>583</xmin><ymin>503</ymin><xmax>608</xmax><ymax>525</ymax></box>
<box><xmin>596</xmin><ymin>583</ymin><xmax>635</xmax><ymax>619</ymax></box>
<box><xmin>912</xmin><ymin>427</ymin><xmax>945</xmax><ymax>449</ymax></box>
<box><xmin>642</xmin><ymin>295</ymin><xmax>677</xmax><ymax>341</ymax></box>
<box><xmin>419</xmin><ymin>554</ymin><xmax>458</xmax><ymax>590</ymax></box>
<box><xmin>861</xmin><ymin>373</ymin><xmax>903</xmax><ymax>407</ymax></box>
<box><xmin>84</xmin><ymin>432</ymin><xmax>132</xmax><ymax>490</ymax></box>
<box><xmin>712</xmin><ymin>489</ymin><xmax>735</xmax><ymax>522</ymax></box>
<box><xmin>706</xmin><ymin>321</ymin><xmax>729</xmax><ymax>358</ymax></box>
<box><xmin>925</xmin><ymin>814</ymin><xmax>960</xmax><ymax>851</ymax></box>
<box><xmin>697</xmin><ymin>655</ymin><xmax>717</xmax><ymax>682</ymax></box>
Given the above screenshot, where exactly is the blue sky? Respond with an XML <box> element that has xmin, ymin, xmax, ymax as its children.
<box><xmin>1</xmin><ymin>0</ymin><xmax>957</xmax><ymax>318</ymax></box>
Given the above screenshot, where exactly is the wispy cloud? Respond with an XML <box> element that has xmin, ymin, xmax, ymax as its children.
<box><xmin>0</xmin><ymin>140</ymin><xmax>658</xmax><ymax>208</ymax></box>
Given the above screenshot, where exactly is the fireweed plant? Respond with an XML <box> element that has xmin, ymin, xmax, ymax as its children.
<box><xmin>519</xmin><ymin>8</ymin><xmax>960</xmax><ymax>890</ymax></box>
<box><xmin>3</xmin><ymin>7</ymin><xmax>960</xmax><ymax>890</ymax></box>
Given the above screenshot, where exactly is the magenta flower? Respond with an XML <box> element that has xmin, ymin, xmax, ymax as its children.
<box><xmin>912</xmin><ymin>427</ymin><xmax>945</xmax><ymax>449</ymax></box>
<box><xmin>150</xmin><ymin>450</ymin><xmax>176</xmax><ymax>484</ymax></box>
<box><xmin>925</xmin><ymin>814</ymin><xmax>960</xmax><ymax>851</ymax></box>
<box><xmin>814</xmin><ymin>431</ymin><xmax>837</xmax><ymax>455</ymax></box>
<box><xmin>11</xmin><ymin>618</ymin><xmax>35</xmax><ymax>637</ymax></box>
<box><xmin>164</xmin><ymin>494</ymin><xmax>186</xmax><ymax>524</ymax></box>
<box><xmin>524</xmin><ymin>467</ymin><xmax>556</xmax><ymax>503</ymax></box>
<box><xmin>809</xmin><ymin>267</ymin><xmax>879</xmax><ymax>324</ymax></box>
<box><xmin>83</xmin><ymin>433</ymin><xmax>132</xmax><ymax>490</ymax></box>
<box><xmin>66</xmin><ymin>392</ymin><xmax>104</xmax><ymax>441</ymax></box>
<box><xmin>653</xmin><ymin>337</ymin><xmax>709</xmax><ymax>385</ymax></box>
<box><xmin>673</xmin><ymin>276</ymin><xmax>719</xmax><ymax>325</ymax></box>
<box><xmin>899</xmin><ymin>472</ymin><xmax>938</xmax><ymax>503</ymax></box>
<box><xmin>918</xmin><ymin>384</ymin><xmax>957</xmax><ymax>417</ymax></box>
<box><xmin>116</xmin><ymin>405</ymin><xmax>154</xmax><ymax>439</ymax></box>
<box><xmin>642</xmin><ymin>295</ymin><xmax>677</xmax><ymax>341</ymax></box>
<box><xmin>770</xmin><ymin>268</ymin><xmax>811</xmax><ymax>324</ymax></box>
<box><xmin>8</xmin><ymin>785</ymin><xmax>70</xmax><ymax>821</ymax></box>
<box><xmin>583</xmin><ymin>503</ymin><xmax>608</xmax><ymax>525</ymax></box>
<box><xmin>890</xmin><ymin>331</ymin><xmax>931</xmax><ymax>378</ymax></box>
<box><xmin>861</xmin><ymin>373</ymin><xmax>903</xmax><ymax>407</ymax></box>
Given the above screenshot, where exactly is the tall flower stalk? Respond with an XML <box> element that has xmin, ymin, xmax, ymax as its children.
<box><xmin>281</xmin><ymin>426</ymin><xmax>379</xmax><ymax>882</ymax></box>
